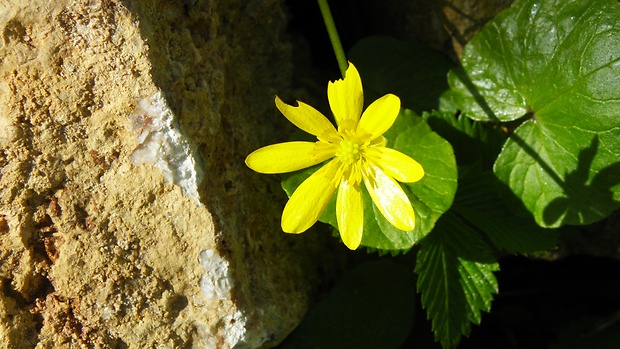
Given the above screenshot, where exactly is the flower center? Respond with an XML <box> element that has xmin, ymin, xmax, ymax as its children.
<box><xmin>336</xmin><ymin>139</ymin><xmax>360</xmax><ymax>165</ymax></box>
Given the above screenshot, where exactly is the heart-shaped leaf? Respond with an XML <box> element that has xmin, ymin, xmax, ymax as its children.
<box><xmin>448</xmin><ymin>0</ymin><xmax>620</xmax><ymax>227</ymax></box>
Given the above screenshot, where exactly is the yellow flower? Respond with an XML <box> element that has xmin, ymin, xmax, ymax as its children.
<box><xmin>245</xmin><ymin>63</ymin><xmax>424</xmax><ymax>250</ymax></box>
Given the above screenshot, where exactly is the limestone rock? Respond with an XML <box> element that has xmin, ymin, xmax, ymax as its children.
<box><xmin>0</xmin><ymin>0</ymin><xmax>337</xmax><ymax>347</ymax></box>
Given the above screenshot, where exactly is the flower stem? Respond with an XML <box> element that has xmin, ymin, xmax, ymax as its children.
<box><xmin>317</xmin><ymin>0</ymin><xmax>348</xmax><ymax>77</ymax></box>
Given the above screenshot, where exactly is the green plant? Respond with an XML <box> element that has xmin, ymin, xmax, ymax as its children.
<box><xmin>251</xmin><ymin>0</ymin><xmax>620</xmax><ymax>347</ymax></box>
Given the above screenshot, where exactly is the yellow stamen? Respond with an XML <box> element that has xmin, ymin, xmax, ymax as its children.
<box><xmin>336</xmin><ymin>139</ymin><xmax>360</xmax><ymax>165</ymax></box>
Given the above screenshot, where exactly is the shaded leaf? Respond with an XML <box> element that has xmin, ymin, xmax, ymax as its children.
<box><xmin>349</xmin><ymin>36</ymin><xmax>454</xmax><ymax>113</ymax></box>
<box><xmin>453</xmin><ymin>171</ymin><xmax>559</xmax><ymax>254</ymax></box>
<box><xmin>422</xmin><ymin>110</ymin><xmax>505</xmax><ymax>169</ymax></box>
<box><xmin>280</xmin><ymin>260</ymin><xmax>416</xmax><ymax>349</ymax></box>
<box><xmin>415</xmin><ymin>213</ymin><xmax>499</xmax><ymax>349</ymax></box>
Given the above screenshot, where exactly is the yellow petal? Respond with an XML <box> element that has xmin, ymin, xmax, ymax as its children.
<box><xmin>246</xmin><ymin>142</ymin><xmax>332</xmax><ymax>174</ymax></box>
<box><xmin>327</xmin><ymin>62</ymin><xmax>364</xmax><ymax>129</ymax></box>
<box><xmin>363</xmin><ymin>165</ymin><xmax>415</xmax><ymax>231</ymax></box>
<box><xmin>275</xmin><ymin>96</ymin><xmax>340</xmax><ymax>142</ymax></box>
<box><xmin>336</xmin><ymin>180</ymin><xmax>364</xmax><ymax>250</ymax></box>
<box><xmin>365</xmin><ymin>147</ymin><xmax>424</xmax><ymax>183</ymax></box>
<box><xmin>282</xmin><ymin>160</ymin><xmax>341</xmax><ymax>233</ymax></box>
<box><xmin>356</xmin><ymin>94</ymin><xmax>400</xmax><ymax>140</ymax></box>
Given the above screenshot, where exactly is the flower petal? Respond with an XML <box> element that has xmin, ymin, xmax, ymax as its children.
<box><xmin>356</xmin><ymin>94</ymin><xmax>400</xmax><ymax>140</ymax></box>
<box><xmin>363</xmin><ymin>165</ymin><xmax>415</xmax><ymax>231</ymax></box>
<box><xmin>336</xmin><ymin>180</ymin><xmax>364</xmax><ymax>250</ymax></box>
<box><xmin>327</xmin><ymin>62</ymin><xmax>363</xmax><ymax>129</ymax></box>
<box><xmin>365</xmin><ymin>147</ymin><xmax>424</xmax><ymax>183</ymax></box>
<box><xmin>275</xmin><ymin>96</ymin><xmax>340</xmax><ymax>143</ymax></box>
<box><xmin>246</xmin><ymin>142</ymin><xmax>332</xmax><ymax>174</ymax></box>
<box><xmin>282</xmin><ymin>160</ymin><xmax>341</xmax><ymax>233</ymax></box>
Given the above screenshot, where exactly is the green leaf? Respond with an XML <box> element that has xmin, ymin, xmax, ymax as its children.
<box><xmin>496</xmin><ymin>122</ymin><xmax>620</xmax><ymax>227</ymax></box>
<box><xmin>391</xmin><ymin>111</ymin><xmax>458</xmax><ymax>243</ymax></box>
<box><xmin>349</xmin><ymin>36</ymin><xmax>455</xmax><ymax>114</ymax></box>
<box><xmin>415</xmin><ymin>213</ymin><xmax>499</xmax><ymax>349</ymax></box>
<box><xmin>280</xmin><ymin>260</ymin><xmax>416</xmax><ymax>349</ymax></box>
<box><xmin>453</xmin><ymin>171</ymin><xmax>559</xmax><ymax>254</ymax></box>
<box><xmin>422</xmin><ymin>110</ymin><xmax>505</xmax><ymax>169</ymax></box>
<box><xmin>448</xmin><ymin>0</ymin><xmax>620</xmax><ymax>227</ymax></box>
<box><xmin>281</xmin><ymin>110</ymin><xmax>457</xmax><ymax>251</ymax></box>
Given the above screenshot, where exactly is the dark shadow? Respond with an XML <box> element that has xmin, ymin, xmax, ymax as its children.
<box><xmin>507</xmin><ymin>132</ymin><xmax>620</xmax><ymax>226</ymax></box>
<box><xmin>451</xmin><ymin>67</ymin><xmax>499</xmax><ymax>121</ymax></box>
<box><xmin>452</xmin><ymin>170</ymin><xmax>560</xmax><ymax>256</ymax></box>
<box><xmin>508</xmin><ymin>130</ymin><xmax>565</xmax><ymax>188</ymax></box>
<box><xmin>425</xmin><ymin>113</ymin><xmax>504</xmax><ymax>169</ymax></box>
<box><xmin>543</xmin><ymin>135</ymin><xmax>620</xmax><ymax>226</ymax></box>
<box><xmin>116</xmin><ymin>2</ymin><xmax>274</xmax><ymax>348</ymax></box>
<box><xmin>460</xmin><ymin>255</ymin><xmax>620</xmax><ymax>349</ymax></box>
<box><xmin>348</xmin><ymin>36</ymin><xmax>455</xmax><ymax>114</ymax></box>
<box><xmin>119</xmin><ymin>3</ymin><xmax>351</xmax><ymax>348</ymax></box>
<box><xmin>438</xmin><ymin>0</ymin><xmax>514</xmax><ymax>55</ymax></box>
<box><xmin>439</xmin><ymin>1</ymin><xmax>479</xmax><ymax>49</ymax></box>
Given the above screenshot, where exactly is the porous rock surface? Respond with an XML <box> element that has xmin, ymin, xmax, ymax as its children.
<box><xmin>0</xmin><ymin>0</ymin><xmax>335</xmax><ymax>348</ymax></box>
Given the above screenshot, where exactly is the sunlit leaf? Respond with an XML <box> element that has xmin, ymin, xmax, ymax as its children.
<box><xmin>448</xmin><ymin>0</ymin><xmax>620</xmax><ymax>227</ymax></box>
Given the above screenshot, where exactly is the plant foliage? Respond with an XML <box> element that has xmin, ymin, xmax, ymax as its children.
<box><xmin>448</xmin><ymin>0</ymin><xmax>620</xmax><ymax>228</ymax></box>
<box><xmin>276</xmin><ymin>0</ymin><xmax>620</xmax><ymax>347</ymax></box>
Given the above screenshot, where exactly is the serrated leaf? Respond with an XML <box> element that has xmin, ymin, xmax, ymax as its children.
<box><xmin>280</xmin><ymin>260</ymin><xmax>416</xmax><ymax>349</ymax></box>
<box><xmin>349</xmin><ymin>36</ymin><xmax>455</xmax><ymax>114</ymax></box>
<box><xmin>453</xmin><ymin>171</ymin><xmax>559</xmax><ymax>254</ymax></box>
<box><xmin>448</xmin><ymin>0</ymin><xmax>620</xmax><ymax>227</ymax></box>
<box><xmin>281</xmin><ymin>110</ymin><xmax>457</xmax><ymax>251</ymax></box>
<box><xmin>415</xmin><ymin>213</ymin><xmax>499</xmax><ymax>349</ymax></box>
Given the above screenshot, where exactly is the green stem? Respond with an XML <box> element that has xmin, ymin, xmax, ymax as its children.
<box><xmin>317</xmin><ymin>0</ymin><xmax>348</xmax><ymax>77</ymax></box>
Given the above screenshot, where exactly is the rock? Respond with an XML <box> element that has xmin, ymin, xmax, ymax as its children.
<box><xmin>441</xmin><ymin>0</ymin><xmax>513</xmax><ymax>57</ymax></box>
<box><xmin>357</xmin><ymin>0</ymin><xmax>513</xmax><ymax>58</ymax></box>
<box><xmin>0</xmin><ymin>0</ymin><xmax>339</xmax><ymax>347</ymax></box>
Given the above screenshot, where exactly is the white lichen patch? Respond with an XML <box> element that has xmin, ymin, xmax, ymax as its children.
<box><xmin>129</xmin><ymin>91</ymin><xmax>203</xmax><ymax>204</ymax></box>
